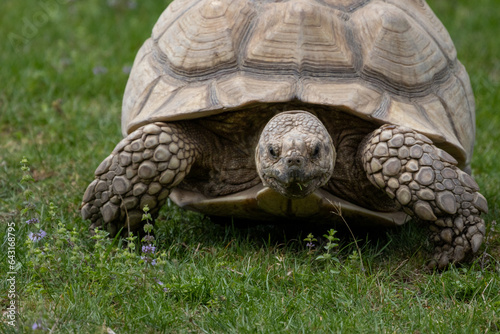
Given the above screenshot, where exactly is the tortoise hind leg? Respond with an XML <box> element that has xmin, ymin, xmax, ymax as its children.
<box><xmin>81</xmin><ymin>122</ymin><xmax>199</xmax><ymax>236</ymax></box>
<box><xmin>360</xmin><ymin>124</ymin><xmax>488</xmax><ymax>269</ymax></box>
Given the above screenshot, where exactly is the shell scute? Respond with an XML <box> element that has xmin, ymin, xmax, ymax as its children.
<box><xmin>242</xmin><ymin>0</ymin><xmax>355</xmax><ymax>75</ymax></box>
<box><xmin>353</xmin><ymin>2</ymin><xmax>448</xmax><ymax>91</ymax></box>
<box><xmin>385</xmin><ymin>0</ymin><xmax>457</xmax><ymax>61</ymax></box>
<box><xmin>157</xmin><ymin>0</ymin><xmax>254</xmax><ymax>76</ymax></box>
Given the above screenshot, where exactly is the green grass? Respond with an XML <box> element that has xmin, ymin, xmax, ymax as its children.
<box><xmin>1</xmin><ymin>0</ymin><xmax>499</xmax><ymax>332</ymax></box>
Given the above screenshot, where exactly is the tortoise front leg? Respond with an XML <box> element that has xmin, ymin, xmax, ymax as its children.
<box><xmin>360</xmin><ymin>124</ymin><xmax>488</xmax><ymax>269</ymax></box>
<box><xmin>81</xmin><ymin>122</ymin><xmax>199</xmax><ymax>236</ymax></box>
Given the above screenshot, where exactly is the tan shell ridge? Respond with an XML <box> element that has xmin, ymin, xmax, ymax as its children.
<box><xmin>122</xmin><ymin>0</ymin><xmax>475</xmax><ymax>168</ymax></box>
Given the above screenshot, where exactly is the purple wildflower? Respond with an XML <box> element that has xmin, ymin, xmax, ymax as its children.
<box><xmin>28</xmin><ymin>229</ymin><xmax>47</xmax><ymax>242</ymax></box>
<box><xmin>141</xmin><ymin>255</ymin><xmax>157</xmax><ymax>266</ymax></box>
<box><xmin>306</xmin><ymin>242</ymin><xmax>315</xmax><ymax>248</ymax></box>
<box><xmin>92</xmin><ymin>66</ymin><xmax>108</xmax><ymax>75</ymax></box>
<box><xmin>26</xmin><ymin>217</ymin><xmax>39</xmax><ymax>225</ymax></box>
<box><xmin>32</xmin><ymin>322</ymin><xmax>44</xmax><ymax>330</ymax></box>
<box><xmin>142</xmin><ymin>234</ymin><xmax>155</xmax><ymax>243</ymax></box>
<box><xmin>142</xmin><ymin>244</ymin><xmax>156</xmax><ymax>254</ymax></box>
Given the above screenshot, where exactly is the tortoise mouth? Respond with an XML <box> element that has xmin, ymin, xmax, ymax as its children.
<box><xmin>261</xmin><ymin>169</ymin><xmax>320</xmax><ymax>199</ymax></box>
<box><xmin>282</xmin><ymin>181</ymin><xmax>316</xmax><ymax>199</ymax></box>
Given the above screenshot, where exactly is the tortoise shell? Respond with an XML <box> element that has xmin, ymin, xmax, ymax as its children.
<box><xmin>122</xmin><ymin>0</ymin><xmax>475</xmax><ymax>170</ymax></box>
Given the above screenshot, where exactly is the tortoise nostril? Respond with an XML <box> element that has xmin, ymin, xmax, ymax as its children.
<box><xmin>286</xmin><ymin>156</ymin><xmax>304</xmax><ymax>167</ymax></box>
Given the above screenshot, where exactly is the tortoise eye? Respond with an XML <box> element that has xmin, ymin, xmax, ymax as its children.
<box><xmin>268</xmin><ymin>146</ymin><xmax>278</xmax><ymax>159</ymax></box>
<box><xmin>312</xmin><ymin>144</ymin><xmax>321</xmax><ymax>158</ymax></box>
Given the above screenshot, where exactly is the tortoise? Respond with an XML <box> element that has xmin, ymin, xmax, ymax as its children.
<box><xmin>81</xmin><ymin>0</ymin><xmax>488</xmax><ymax>269</ymax></box>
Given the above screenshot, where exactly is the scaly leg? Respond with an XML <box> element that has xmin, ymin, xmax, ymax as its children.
<box><xmin>360</xmin><ymin>124</ymin><xmax>488</xmax><ymax>269</ymax></box>
<box><xmin>81</xmin><ymin>122</ymin><xmax>199</xmax><ymax>236</ymax></box>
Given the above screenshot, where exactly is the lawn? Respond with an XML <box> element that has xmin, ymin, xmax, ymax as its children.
<box><xmin>1</xmin><ymin>0</ymin><xmax>499</xmax><ymax>332</ymax></box>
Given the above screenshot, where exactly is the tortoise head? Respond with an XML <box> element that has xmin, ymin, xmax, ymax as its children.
<box><xmin>256</xmin><ymin>111</ymin><xmax>335</xmax><ymax>199</ymax></box>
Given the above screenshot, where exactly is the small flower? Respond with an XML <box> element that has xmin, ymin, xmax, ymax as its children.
<box><xmin>25</xmin><ymin>202</ymin><xmax>36</xmax><ymax>210</ymax></box>
<box><xmin>141</xmin><ymin>255</ymin><xmax>157</xmax><ymax>266</ymax></box>
<box><xmin>32</xmin><ymin>321</ymin><xmax>44</xmax><ymax>330</ymax></box>
<box><xmin>142</xmin><ymin>244</ymin><xmax>156</xmax><ymax>254</ymax></box>
<box><xmin>26</xmin><ymin>217</ymin><xmax>39</xmax><ymax>225</ymax></box>
<box><xmin>92</xmin><ymin>66</ymin><xmax>108</xmax><ymax>75</ymax></box>
<box><xmin>306</xmin><ymin>242</ymin><xmax>315</xmax><ymax>248</ymax></box>
<box><xmin>142</xmin><ymin>234</ymin><xmax>155</xmax><ymax>243</ymax></box>
<box><xmin>154</xmin><ymin>277</ymin><xmax>164</xmax><ymax>285</ymax></box>
<box><xmin>28</xmin><ymin>229</ymin><xmax>47</xmax><ymax>242</ymax></box>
